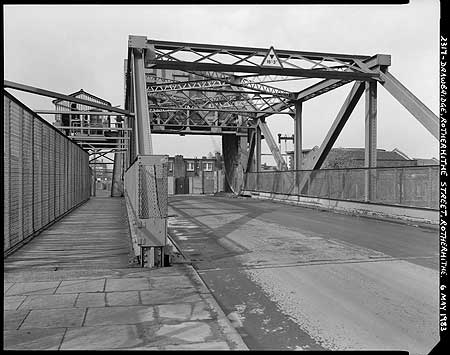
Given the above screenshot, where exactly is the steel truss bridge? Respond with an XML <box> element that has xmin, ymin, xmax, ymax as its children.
<box><xmin>4</xmin><ymin>35</ymin><xmax>440</xmax><ymax>203</ymax></box>
<box><xmin>3</xmin><ymin>34</ymin><xmax>440</xmax><ymax>265</ymax></box>
<box><xmin>120</xmin><ymin>35</ymin><xmax>439</xmax><ymax>196</ymax></box>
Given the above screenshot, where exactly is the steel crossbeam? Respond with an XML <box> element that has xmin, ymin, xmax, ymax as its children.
<box><xmin>148</xmin><ymin>86</ymin><xmax>293</xmax><ymax>117</ymax></box>
<box><xmin>133</xmin><ymin>38</ymin><xmax>376</xmax><ymax>80</ymax></box>
<box><xmin>295</xmin><ymin>54</ymin><xmax>391</xmax><ymax>102</ymax></box>
<box><xmin>147</xmin><ymin>76</ymin><xmax>292</xmax><ymax>98</ymax></box>
<box><xmin>127</xmin><ymin>36</ymin><xmax>381</xmax><ymax>126</ymax></box>
<box><xmin>150</xmin><ymin>109</ymin><xmax>254</xmax><ymax>131</ymax></box>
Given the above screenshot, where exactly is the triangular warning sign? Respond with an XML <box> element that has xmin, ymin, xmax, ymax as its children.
<box><xmin>261</xmin><ymin>46</ymin><xmax>283</xmax><ymax>68</ymax></box>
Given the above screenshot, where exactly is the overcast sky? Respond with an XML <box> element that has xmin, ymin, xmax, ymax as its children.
<box><xmin>3</xmin><ymin>1</ymin><xmax>440</xmax><ymax>162</ymax></box>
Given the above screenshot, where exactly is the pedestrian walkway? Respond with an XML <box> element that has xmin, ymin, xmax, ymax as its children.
<box><xmin>3</xmin><ymin>197</ymin><xmax>248</xmax><ymax>350</ymax></box>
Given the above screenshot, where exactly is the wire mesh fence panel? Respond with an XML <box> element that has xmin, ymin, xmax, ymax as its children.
<box><xmin>259</xmin><ymin>172</ymin><xmax>275</xmax><ymax>192</ymax></box>
<box><xmin>282</xmin><ymin>171</ymin><xmax>297</xmax><ymax>195</ymax></box>
<box><xmin>328</xmin><ymin>170</ymin><xmax>344</xmax><ymax>199</ymax></box>
<box><xmin>4</xmin><ymin>97</ymin><xmax>11</xmax><ymax>250</ymax></box>
<box><xmin>9</xmin><ymin>103</ymin><xmax>23</xmax><ymax>246</ymax></box>
<box><xmin>272</xmin><ymin>171</ymin><xmax>284</xmax><ymax>194</ymax></box>
<box><xmin>33</xmin><ymin>120</ymin><xmax>43</xmax><ymax>232</ymax></box>
<box><xmin>74</xmin><ymin>148</ymin><xmax>78</xmax><ymax>203</ymax></box>
<box><xmin>124</xmin><ymin>155</ymin><xmax>168</xmax><ymax>255</ymax></box>
<box><xmin>243</xmin><ymin>165</ymin><xmax>439</xmax><ymax>209</ymax></box>
<box><xmin>138</xmin><ymin>163</ymin><xmax>168</xmax><ymax>219</ymax></box>
<box><xmin>245</xmin><ymin>173</ymin><xmax>257</xmax><ymax>191</ymax></box>
<box><xmin>429</xmin><ymin>167</ymin><xmax>439</xmax><ymax>209</ymax></box>
<box><xmin>70</xmin><ymin>144</ymin><xmax>75</xmax><ymax>208</ymax></box>
<box><xmin>60</xmin><ymin>135</ymin><xmax>66</xmax><ymax>214</ymax></box>
<box><xmin>307</xmin><ymin>170</ymin><xmax>329</xmax><ymax>198</ymax></box>
<box><xmin>345</xmin><ymin>169</ymin><xmax>366</xmax><ymax>201</ymax></box>
<box><xmin>22</xmin><ymin>109</ymin><xmax>34</xmax><ymax>238</ymax></box>
<box><xmin>41</xmin><ymin>123</ymin><xmax>49</xmax><ymax>228</ymax></box>
<box><xmin>401</xmin><ymin>167</ymin><xmax>434</xmax><ymax>208</ymax></box>
<box><xmin>373</xmin><ymin>168</ymin><xmax>397</xmax><ymax>205</ymax></box>
<box><xmin>55</xmin><ymin>135</ymin><xmax>59</xmax><ymax>217</ymax></box>
<box><xmin>48</xmin><ymin>129</ymin><xmax>56</xmax><ymax>222</ymax></box>
<box><xmin>3</xmin><ymin>93</ymin><xmax>91</xmax><ymax>255</ymax></box>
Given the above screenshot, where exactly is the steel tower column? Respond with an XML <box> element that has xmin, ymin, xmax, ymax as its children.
<box><xmin>364</xmin><ymin>81</ymin><xmax>377</xmax><ymax>201</ymax></box>
<box><xmin>255</xmin><ymin>125</ymin><xmax>262</xmax><ymax>172</ymax></box>
<box><xmin>132</xmin><ymin>48</ymin><xmax>153</xmax><ymax>155</ymax></box>
<box><xmin>294</xmin><ymin>101</ymin><xmax>303</xmax><ymax>186</ymax></box>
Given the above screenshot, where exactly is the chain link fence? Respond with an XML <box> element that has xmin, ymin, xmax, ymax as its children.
<box><xmin>4</xmin><ymin>92</ymin><xmax>91</xmax><ymax>256</ymax></box>
<box><xmin>245</xmin><ymin>165</ymin><xmax>439</xmax><ymax>209</ymax></box>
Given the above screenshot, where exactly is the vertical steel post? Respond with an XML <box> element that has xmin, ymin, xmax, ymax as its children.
<box><xmin>255</xmin><ymin>124</ymin><xmax>261</xmax><ymax>190</ymax></box>
<box><xmin>255</xmin><ymin>125</ymin><xmax>261</xmax><ymax>172</ymax></box>
<box><xmin>132</xmin><ymin>48</ymin><xmax>153</xmax><ymax>155</ymax></box>
<box><xmin>238</xmin><ymin>134</ymin><xmax>248</xmax><ymax>193</ymax></box>
<box><xmin>364</xmin><ymin>81</ymin><xmax>377</xmax><ymax>201</ymax></box>
<box><xmin>294</xmin><ymin>101</ymin><xmax>303</xmax><ymax>188</ymax></box>
<box><xmin>427</xmin><ymin>167</ymin><xmax>433</xmax><ymax>208</ymax></box>
<box><xmin>93</xmin><ymin>150</ymin><xmax>97</xmax><ymax>197</ymax></box>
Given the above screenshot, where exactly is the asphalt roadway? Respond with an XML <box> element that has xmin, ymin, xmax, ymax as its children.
<box><xmin>167</xmin><ymin>195</ymin><xmax>439</xmax><ymax>353</ymax></box>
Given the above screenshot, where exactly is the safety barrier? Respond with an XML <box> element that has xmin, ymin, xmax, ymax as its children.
<box><xmin>245</xmin><ymin>165</ymin><xmax>439</xmax><ymax>210</ymax></box>
<box><xmin>3</xmin><ymin>92</ymin><xmax>91</xmax><ymax>256</ymax></box>
<box><xmin>124</xmin><ymin>155</ymin><xmax>168</xmax><ymax>267</ymax></box>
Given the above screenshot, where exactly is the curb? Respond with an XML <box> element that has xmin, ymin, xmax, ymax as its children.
<box><xmin>184</xmin><ymin>264</ymin><xmax>249</xmax><ymax>350</ymax></box>
<box><xmin>241</xmin><ymin>193</ymin><xmax>439</xmax><ymax>230</ymax></box>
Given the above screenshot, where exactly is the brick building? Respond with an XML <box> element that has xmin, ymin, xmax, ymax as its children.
<box><xmin>167</xmin><ymin>153</ymin><xmax>225</xmax><ymax>195</ymax></box>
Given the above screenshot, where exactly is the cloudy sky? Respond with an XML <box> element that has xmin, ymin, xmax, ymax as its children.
<box><xmin>3</xmin><ymin>1</ymin><xmax>440</xmax><ymax>162</ymax></box>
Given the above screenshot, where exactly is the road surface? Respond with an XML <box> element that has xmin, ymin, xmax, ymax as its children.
<box><xmin>168</xmin><ymin>195</ymin><xmax>439</xmax><ymax>353</ymax></box>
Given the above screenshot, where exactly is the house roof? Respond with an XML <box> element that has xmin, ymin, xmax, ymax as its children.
<box><xmin>288</xmin><ymin>148</ymin><xmax>413</xmax><ymax>161</ymax></box>
<box><xmin>52</xmin><ymin>89</ymin><xmax>111</xmax><ymax>106</ymax></box>
<box><xmin>415</xmin><ymin>158</ymin><xmax>439</xmax><ymax>165</ymax></box>
<box><xmin>331</xmin><ymin>148</ymin><xmax>412</xmax><ymax>161</ymax></box>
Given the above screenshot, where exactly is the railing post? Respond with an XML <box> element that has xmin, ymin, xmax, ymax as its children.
<box><xmin>327</xmin><ymin>171</ymin><xmax>331</xmax><ymax>199</ymax></box>
<box><xmin>427</xmin><ymin>167</ymin><xmax>433</xmax><ymax>208</ymax></box>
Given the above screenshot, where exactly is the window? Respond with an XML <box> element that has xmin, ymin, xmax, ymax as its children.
<box><xmin>168</xmin><ymin>162</ymin><xmax>173</xmax><ymax>172</ymax></box>
<box><xmin>203</xmin><ymin>162</ymin><xmax>213</xmax><ymax>171</ymax></box>
<box><xmin>187</xmin><ymin>162</ymin><xmax>195</xmax><ymax>171</ymax></box>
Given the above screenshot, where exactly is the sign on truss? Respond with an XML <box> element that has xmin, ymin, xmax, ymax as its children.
<box><xmin>261</xmin><ymin>46</ymin><xmax>283</xmax><ymax>68</ymax></box>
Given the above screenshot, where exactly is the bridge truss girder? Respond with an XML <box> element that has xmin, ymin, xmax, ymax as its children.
<box><xmin>123</xmin><ymin>35</ymin><xmax>439</xmax><ymax>194</ymax></box>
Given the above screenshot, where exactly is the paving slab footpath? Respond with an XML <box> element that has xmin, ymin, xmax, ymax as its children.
<box><xmin>3</xmin><ymin>197</ymin><xmax>248</xmax><ymax>350</ymax></box>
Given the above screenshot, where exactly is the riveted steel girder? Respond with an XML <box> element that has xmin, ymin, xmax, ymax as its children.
<box><xmin>295</xmin><ymin>54</ymin><xmax>391</xmax><ymax>101</ymax></box>
<box><xmin>379</xmin><ymin>71</ymin><xmax>439</xmax><ymax>139</ymax></box>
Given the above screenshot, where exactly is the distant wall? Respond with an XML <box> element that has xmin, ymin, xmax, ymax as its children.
<box><xmin>4</xmin><ymin>92</ymin><xmax>91</xmax><ymax>256</ymax></box>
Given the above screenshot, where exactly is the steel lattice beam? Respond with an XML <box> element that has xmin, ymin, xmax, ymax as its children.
<box><xmin>295</xmin><ymin>54</ymin><xmax>391</xmax><ymax>102</ymax></box>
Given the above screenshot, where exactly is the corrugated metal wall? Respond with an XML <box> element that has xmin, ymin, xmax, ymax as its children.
<box><xmin>3</xmin><ymin>92</ymin><xmax>91</xmax><ymax>256</ymax></box>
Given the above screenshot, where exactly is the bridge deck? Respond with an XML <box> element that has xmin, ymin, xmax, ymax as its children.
<box><xmin>167</xmin><ymin>195</ymin><xmax>439</xmax><ymax>352</ymax></box>
<box><xmin>3</xmin><ymin>196</ymin><xmax>246</xmax><ymax>350</ymax></box>
<box><xmin>4</xmin><ymin>197</ymin><xmax>132</xmax><ymax>271</ymax></box>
